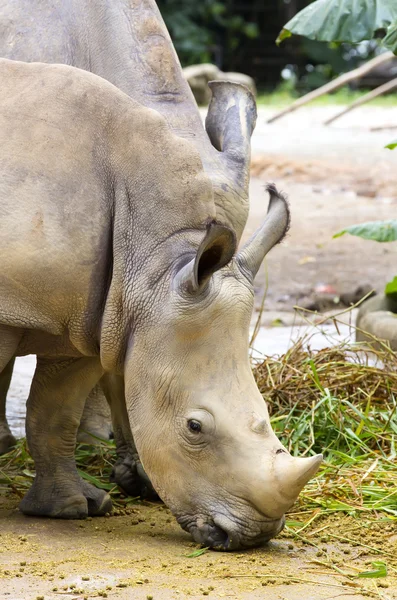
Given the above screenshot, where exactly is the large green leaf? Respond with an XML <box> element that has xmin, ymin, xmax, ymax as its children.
<box><xmin>382</xmin><ymin>20</ymin><xmax>397</xmax><ymax>51</ymax></box>
<box><xmin>278</xmin><ymin>0</ymin><xmax>397</xmax><ymax>53</ymax></box>
<box><xmin>333</xmin><ymin>220</ymin><xmax>397</xmax><ymax>242</ymax></box>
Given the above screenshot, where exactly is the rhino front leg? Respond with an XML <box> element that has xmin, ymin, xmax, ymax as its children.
<box><xmin>20</xmin><ymin>356</ymin><xmax>112</xmax><ymax>519</ymax></box>
<box><xmin>0</xmin><ymin>357</ymin><xmax>17</xmax><ymax>454</ymax></box>
<box><xmin>101</xmin><ymin>373</ymin><xmax>158</xmax><ymax>500</ymax></box>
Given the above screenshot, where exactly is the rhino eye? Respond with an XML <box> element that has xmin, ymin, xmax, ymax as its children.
<box><xmin>188</xmin><ymin>419</ymin><xmax>202</xmax><ymax>434</ymax></box>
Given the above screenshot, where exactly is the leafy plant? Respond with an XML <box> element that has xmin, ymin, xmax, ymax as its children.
<box><xmin>334</xmin><ymin>220</ymin><xmax>397</xmax><ymax>243</ymax></box>
<box><xmin>277</xmin><ymin>0</ymin><xmax>397</xmax><ymax>55</ymax></box>
<box><xmin>279</xmin><ymin>1</ymin><xmax>397</xmax><ymax>301</ymax></box>
<box><xmin>158</xmin><ymin>0</ymin><xmax>258</xmax><ymax>67</ymax></box>
<box><xmin>334</xmin><ymin>220</ymin><xmax>397</xmax><ymax>298</ymax></box>
<box><xmin>277</xmin><ymin>0</ymin><xmax>397</xmax><ymax>101</ymax></box>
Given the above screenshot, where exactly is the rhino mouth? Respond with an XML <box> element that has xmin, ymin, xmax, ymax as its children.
<box><xmin>177</xmin><ymin>513</ymin><xmax>285</xmax><ymax>551</ymax></box>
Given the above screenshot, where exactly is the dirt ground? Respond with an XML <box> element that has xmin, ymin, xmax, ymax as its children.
<box><xmin>2</xmin><ymin>104</ymin><xmax>397</xmax><ymax>599</ymax></box>
<box><xmin>1</xmin><ymin>493</ymin><xmax>397</xmax><ymax>600</ymax></box>
<box><xmin>243</xmin><ymin>104</ymin><xmax>397</xmax><ymax>311</ymax></box>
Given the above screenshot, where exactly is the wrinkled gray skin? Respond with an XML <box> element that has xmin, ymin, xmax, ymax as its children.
<box><xmin>0</xmin><ymin>0</ymin><xmax>255</xmax><ymax>500</ymax></box>
<box><xmin>0</xmin><ymin>59</ymin><xmax>322</xmax><ymax>549</ymax></box>
<box><xmin>74</xmin><ymin>384</ymin><xmax>112</xmax><ymax>444</ymax></box>
<box><xmin>0</xmin><ymin>363</ymin><xmax>111</xmax><ymax>451</ymax></box>
<box><xmin>356</xmin><ymin>295</ymin><xmax>397</xmax><ymax>351</ymax></box>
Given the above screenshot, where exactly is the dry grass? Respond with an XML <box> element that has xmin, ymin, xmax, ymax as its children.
<box><xmin>1</xmin><ymin>332</ymin><xmax>396</xmax><ymax>525</ymax></box>
<box><xmin>253</xmin><ymin>336</ymin><xmax>397</xmax><ymax>522</ymax></box>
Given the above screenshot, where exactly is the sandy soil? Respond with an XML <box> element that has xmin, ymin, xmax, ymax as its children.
<box><xmin>2</xmin><ymin>104</ymin><xmax>397</xmax><ymax>599</ymax></box>
<box><xmin>1</xmin><ymin>493</ymin><xmax>396</xmax><ymax>600</ymax></box>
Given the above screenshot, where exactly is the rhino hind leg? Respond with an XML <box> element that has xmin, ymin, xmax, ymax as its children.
<box><xmin>76</xmin><ymin>383</ymin><xmax>112</xmax><ymax>444</ymax></box>
<box><xmin>20</xmin><ymin>356</ymin><xmax>112</xmax><ymax>519</ymax></box>
<box><xmin>110</xmin><ymin>451</ymin><xmax>158</xmax><ymax>500</ymax></box>
<box><xmin>0</xmin><ymin>357</ymin><xmax>17</xmax><ymax>454</ymax></box>
<box><xmin>101</xmin><ymin>373</ymin><xmax>159</xmax><ymax>501</ymax></box>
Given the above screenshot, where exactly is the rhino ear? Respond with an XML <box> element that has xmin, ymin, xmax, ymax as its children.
<box><xmin>236</xmin><ymin>184</ymin><xmax>290</xmax><ymax>282</ymax></box>
<box><xmin>176</xmin><ymin>222</ymin><xmax>236</xmax><ymax>294</ymax></box>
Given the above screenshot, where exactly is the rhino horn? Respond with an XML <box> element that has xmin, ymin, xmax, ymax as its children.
<box><xmin>255</xmin><ymin>453</ymin><xmax>323</xmax><ymax>519</ymax></box>
<box><xmin>282</xmin><ymin>454</ymin><xmax>323</xmax><ymax>493</ymax></box>
<box><xmin>205</xmin><ymin>81</ymin><xmax>257</xmax><ymax>192</ymax></box>
<box><xmin>236</xmin><ymin>184</ymin><xmax>290</xmax><ymax>281</ymax></box>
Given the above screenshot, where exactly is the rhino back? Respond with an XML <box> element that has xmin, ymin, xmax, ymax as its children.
<box><xmin>0</xmin><ymin>59</ymin><xmax>215</xmax><ymax>358</ymax></box>
<box><xmin>0</xmin><ymin>1</ymin><xmax>255</xmax><ymax>240</ymax></box>
<box><xmin>0</xmin><ymin>0</ymin><xmax>205</xmax><ymax>141</ymax></box>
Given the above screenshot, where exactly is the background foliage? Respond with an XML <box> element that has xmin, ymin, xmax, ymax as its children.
<box><xmin>157</xmin><ymin>0</ymin><xmax>396</xmax><ymax>93</ymax></box>
<box><xmin>158</xmin><ymin>0</ymin><xmax>259</xmax><ymax>67</ymax></box>
<box><xmin>279</xmin><ymin>0</ymin><xmax>397</xmax><ymax>54</ymax></box>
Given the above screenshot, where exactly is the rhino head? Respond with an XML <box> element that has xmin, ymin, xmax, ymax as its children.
<box><xmin>120</xmin><ymin>184</ymin><xmax>322</xmax><ymax>550</ymax></box>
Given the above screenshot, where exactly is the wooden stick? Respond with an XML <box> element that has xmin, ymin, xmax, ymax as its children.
<box><xmin>370</xmin><ymin>124</ymin><xmax>397</xmax><ymax>131</ymax></box>
<box><xmin>267</xmin><ymin>51</ymin><xmax>395</xmax><ymax>124</ymax></box>
<box><xmin>325</xmin><ymin>77</ymin><xmax>397</xmax><ymax>125</ymax></box>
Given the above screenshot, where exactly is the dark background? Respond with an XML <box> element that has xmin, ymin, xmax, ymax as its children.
<box><xmin>157</xmin><ymin>0</ymin><xmax>383</xmax><ymax>92</ymax></box>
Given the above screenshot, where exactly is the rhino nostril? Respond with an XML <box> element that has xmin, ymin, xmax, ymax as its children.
<box><xmin>276</xmin><ymin>448</ymin><xmax>286</xmax><ymax>455</ymax></box>
<box><xmin>191</xmin><ymin>522</ymin><xmax>229</xmax><ymax>550</ymax></box>
<box><xmin>206</xmin><ymin>524</ymin><xmax>229</xmax><ymax>550</ymax></box>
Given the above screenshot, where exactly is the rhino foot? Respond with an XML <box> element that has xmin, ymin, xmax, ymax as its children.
<box><xmin>111</xmin><ymin>455</ymin><xmax>159</xmax><ymax>501</ymax></box>
<box><xmin>0</xmin><ymin>430</ymin><xmax>17</xmax><ymax>455</ymax></box>
<box><xmin>20</xmin><ymin>477</ymin><xmax>112</xmax><ymax>518</ymax></box>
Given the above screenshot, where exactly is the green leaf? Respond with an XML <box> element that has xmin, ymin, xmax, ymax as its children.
<box><xmin>285</xmin><ymin>520</ymin><xmax>304</xmax><ymax>528</ymax></box>
<box><xmin>276</xmin><ymin>28</ymin><xmax>292</xmax><ymax>45</ymax></box>
<box><xmin>333</xmin><ymin>220</ymin><xmax>397</xmax><ymax>242</ymax></box>
<box><xmin>386</xmin><ymin>139</ymin><xmax>397</xmax><ymax>149</ymax></box>
<box><xmin>278</xmin><ymin>0</ymin><xmax>397</xmax><ymax>46</ymax></box>
<box><xmin>184</xmin><ymin>547</ymin><xmax>209</xmax><ymax>558</ymax></box>
<box><xmin>358</xmin><ymin>561</ymin><xmax>388</xmax><ymax>578</ymax></box>
<box><xmin>385</xmin><ymin>276</ymin><xmax>397</xmax><ymax>298</ymax></box>
<box><xmin>77</xmin><ymin>469</ymin><xmax>115</xmax><ymax>491</ymax></box>
<box><xmin>383</xmin><ymin>21</ymin><xmax>397</xmax><ymax>52</ymax></box>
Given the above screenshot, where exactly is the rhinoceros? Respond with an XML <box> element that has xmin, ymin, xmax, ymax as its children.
<box><xmin>0</xmin><ymin>55</ymin><xmax>321</xmax><ymax>549</ymax></box>
<box><xmin>0</xmin><ymin>0</ymin><xmax>254</xmax><ymax>492</ymax></box>
<box><xmin>356</xmin><ymin>295</ymin><xmax>397</xmax><ymax>350</ymax></box>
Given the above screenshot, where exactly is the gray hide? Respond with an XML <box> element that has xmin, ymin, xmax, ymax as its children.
<box><xmin>0</xmin><ymin>0</ymin><xmax>255</xmax><ymax>236</ymax></box>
